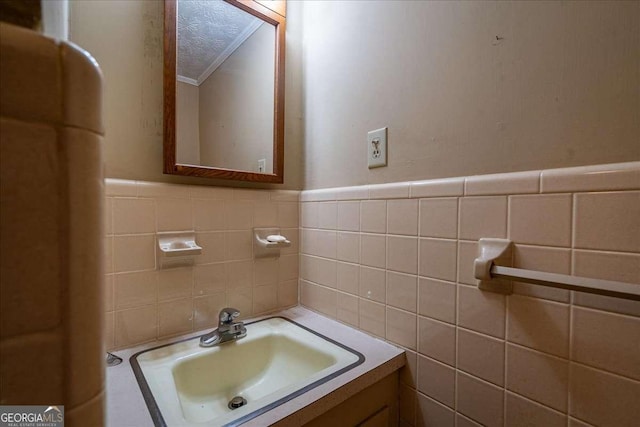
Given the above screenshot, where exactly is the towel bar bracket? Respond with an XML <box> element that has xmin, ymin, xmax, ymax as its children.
<box><xmin>474</xmin><ymin>238</ymin><xmax>514</xmax><ymax>295</ymax></box>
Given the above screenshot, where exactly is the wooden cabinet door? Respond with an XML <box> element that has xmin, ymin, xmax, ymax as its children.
<box><xmin>358</xmin><ymin>406</ymin><xmax>389</xmax><ymax>427</ymax></box>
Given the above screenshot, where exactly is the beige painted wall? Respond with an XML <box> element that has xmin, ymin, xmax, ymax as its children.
<box><xmin>68</xmin><ymin>0</ymin><xmax>302</xmax><ymax>189</ymax></box>
<box><xmin>176</xmin><ymin>81</ymin><xmax>200</xmax><ymax>165</ymax></box>
<box><xmin>199</xmin><ymin>23</ymin><xmax>275</xmax><ymax>173</ymax></box>
<box><xmin>68</xmin><ymin>1</ymin><xmax>638</xmax><ymax>191</ymax></box>
<box><xmin>301</xmin><ymin>1</ymin><xmax>640</xmax><ymax>189</ymax></box>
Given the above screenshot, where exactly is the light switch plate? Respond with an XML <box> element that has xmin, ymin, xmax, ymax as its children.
<box><xmin>367</xmin><ymin>127</ymin><xmax>387</xmax><ymax>168</ymax></box>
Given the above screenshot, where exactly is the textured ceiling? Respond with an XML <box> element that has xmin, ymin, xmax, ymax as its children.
<box><xmin>177</xmin><ymin>0</ymin><xmax>262</xmax><ymax>84</ymax></box>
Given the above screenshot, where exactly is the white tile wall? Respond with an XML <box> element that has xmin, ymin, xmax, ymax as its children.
<box><xmin>104</xmin><ymin>179</ymin><xmax>299</xmax><ymax>350</ymax></box>
<box><xmin>102</xmin><ymin>162</ymin><xmax>639</xmax><ymax>425</ymax></box>
<box><xmin>299</xmin><ymin>162</ymin><xmax>640</xmax><ymax>427</ymax></box>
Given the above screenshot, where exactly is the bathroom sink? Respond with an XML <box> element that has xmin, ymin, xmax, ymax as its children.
<box><xmin>131</xmin><ymin>317</ymin><xmax>364</xmax><ymax>426</ymax></box>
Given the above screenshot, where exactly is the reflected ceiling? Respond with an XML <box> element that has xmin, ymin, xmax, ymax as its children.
<box><xmin>177</xmin><ymin>0</ymin><xmax>262</xmax><ymax>85</ymax></box>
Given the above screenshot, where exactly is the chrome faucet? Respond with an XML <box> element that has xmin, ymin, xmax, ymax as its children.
<box><xmin>199</xmin><ymin>307</ymin><xmax>247</xmax><ymax>347</ymax></box>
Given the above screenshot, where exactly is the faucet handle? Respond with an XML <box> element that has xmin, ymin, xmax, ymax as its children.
<box><xmin>219</xmin><ymin>307</ymin><xmax>240</xmax><ymax>324</ymax></box>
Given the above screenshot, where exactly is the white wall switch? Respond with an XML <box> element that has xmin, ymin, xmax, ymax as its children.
<box><xmin>258</xmin><ymin>159</ymin><xmax>266</xmax><ymax>173</ymax></box>
<box><xmin>367</xmin><ymin>127</ymin><xmax>387</xmax><ymax>168</ymax></box>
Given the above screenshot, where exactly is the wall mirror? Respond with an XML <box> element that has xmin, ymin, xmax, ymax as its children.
<box><xmin>164</xmin><ymin>0</ymin><xmax>285</xmax><ymax>183</ymax></box>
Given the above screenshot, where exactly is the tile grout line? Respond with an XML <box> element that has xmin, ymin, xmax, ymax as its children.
<box><xmin>567</xmin><ymin>191</ymin><xmax>576</xmax><ymax>424</ymax></box>
<box><xmin>416</xmin><ymin>198</ymin><xmax>424</xmax><ymax>416</ymax></box>
<box><xmin>454</xmin><ymin>195</ymin><xmax>461</xmax><ymax>419</ymax></box>
<box><xmin>503</xmin><ymin>194</ymin><xmax>512</xmax><ymax>426</ymax></box>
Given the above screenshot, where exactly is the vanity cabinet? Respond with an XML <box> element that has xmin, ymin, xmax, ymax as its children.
<box><xmin>303</xmin><ymin>372</ymin><xmax>399</xmax><ymax>427</ymax></box>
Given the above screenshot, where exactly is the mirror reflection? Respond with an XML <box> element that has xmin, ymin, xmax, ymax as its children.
<box><xmin>176</xmin><ymin>0</ymin><xmax>276</xmax><ymax>174</ymax></box>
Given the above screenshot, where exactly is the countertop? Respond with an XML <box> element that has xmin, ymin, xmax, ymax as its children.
<box><xmin>106</xmin><ymin>306</ymin><xmax>406</xmax><ymax>427</ymax></box>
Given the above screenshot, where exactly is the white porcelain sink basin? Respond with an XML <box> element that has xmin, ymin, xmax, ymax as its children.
<box><xmin>131</xmin><ymin>317</ymin><xmax>364</xmax><ymax>426</ymax></box>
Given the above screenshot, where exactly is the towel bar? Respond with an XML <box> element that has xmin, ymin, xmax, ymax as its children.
<box><xmin>475</xmin><ymin>239</ymin><xmax>640</xmax><ymax>301</ymax></box>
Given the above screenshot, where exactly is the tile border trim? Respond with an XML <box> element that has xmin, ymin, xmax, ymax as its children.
<box><xmin>300</xmin><ymin>162</ymin><xmax>640</xmax><ymax>201</ymax></box>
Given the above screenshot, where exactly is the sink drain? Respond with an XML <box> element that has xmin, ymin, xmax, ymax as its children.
<box><xmin>228</xmin><ymin>396</ymin><xmax>247</xmax><ymax>410</ymax></box>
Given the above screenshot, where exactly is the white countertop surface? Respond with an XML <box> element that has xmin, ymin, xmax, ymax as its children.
<box><xmin>106</xmin><ymin>306</ymin><xmax>405</xmax><ymax>427</ymax></box>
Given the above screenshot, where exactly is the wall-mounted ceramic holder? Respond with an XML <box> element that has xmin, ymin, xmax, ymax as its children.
<box><xmin>157</xmin><ymin>231</ymin><xmax>202</xmax><ymax>268</ymax></box>
<box><xmin>254</xmin><ymin>228</ymin><xmax>291</xmax><ymax>259</ymax></box>
<box><xmin>474</xmin><ymin>238</ymin><xmax>514</xmax><ymax>294</ymax></box>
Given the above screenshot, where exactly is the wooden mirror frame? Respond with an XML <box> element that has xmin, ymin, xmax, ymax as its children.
<box><xmin>163</xmin><ymin>0</ymin><xmax>286</xmax><ymax>183</ymax></box>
